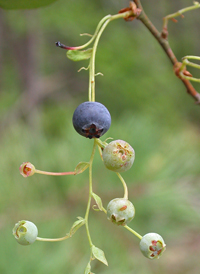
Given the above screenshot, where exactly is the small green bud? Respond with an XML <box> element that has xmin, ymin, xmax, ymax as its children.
<box><xmin>13</xmin><ymin>220</ymin><xmax>38</xmax><ymax>245</ymax></box>
<box><xmin>102</xmin><ymin>140</ymin><xmax>135</xmax><ymax>172</ymax></box>
<box><xmin>139</xmin><ymin>233</ymin><xmax>166</xmax><ymax>259</ymax></box>
<box><xmin>107</xmin><ymin>198</ymin><xmax>135</xmax><ymax>226</ymax></box>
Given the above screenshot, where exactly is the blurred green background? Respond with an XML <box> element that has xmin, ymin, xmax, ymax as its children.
<box><xmin>0</xmin><ymin>0</ymin><xmax>200</xmax><ymax>273</ymax></box>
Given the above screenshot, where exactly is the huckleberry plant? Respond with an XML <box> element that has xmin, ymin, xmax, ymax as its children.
<box><xmin>14</xmin><ymin>1</ymin><xmax>200</xmax><ymax>271</ymax></box>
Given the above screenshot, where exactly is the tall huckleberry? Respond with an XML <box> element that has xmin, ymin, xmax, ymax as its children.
<box><xmin>13</xmin><ymin>7</ymin><xmax>166</xmax><ymax>273</ymax></box>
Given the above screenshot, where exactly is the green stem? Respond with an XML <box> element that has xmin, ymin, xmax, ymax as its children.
<box><xmin>182</xmin><ymin>56</ymin><xmax>200</xmax><ymax>70</ymax></box>
<box><xmin>179</xmin><ymin>56</ymin><xmax>200</xmax><ymax>82</ymax></box>
<box><xmin>70</xmin><ymin>15</ymin><xmax>112</xmax><ymax>52</ymax></box>
<box><xmin>84</xmin><ymin>139</ymin><xmax>97</xmax><ymax>247</ymax></box>
<box><xmin>163</xmin><ymin>1</ymin><xmax>200</xmax><ymax>30</ymax></box>
<box><xmin>36</xmin><ymin>234</ymin><xmax>70</xmax><ymax>242</ymax></box>
<box><xmin>179</xmin><ymin>73</ymin><xmax>200</xmax><ymax>83</ymax></box>
<box><xmin>88</xmin><ymin>10</ymin><xmax>133</xmax><ymax>101</ymax></box>
<box><xmin>95</xmin><ymin>138</ymin><xmax>108</xmax><ymax>149</ymax></box>
<box><xmin>124</xmin><ymin>225</ymin><xmax>142</xmax><ymax>240</ymax></box>
<box><xmin>116</xmin><ymin>173</ymin><xmax>128</xmax><ymax>199</ymax></box>
<box><xmin>101</xmin><ymin>206</ymin><xmax>107</xmax><ymax>214</ymax></box>
<box><xmin>185</xmin><ymin>61</ymin><xmax>200</xmax><ymax>69</ymax></box>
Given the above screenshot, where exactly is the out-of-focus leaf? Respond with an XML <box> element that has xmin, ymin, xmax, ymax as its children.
<box><xmin>69</xmin><ymin>217</ymin><xmax>85</xmax><ymax>236</ymax></box>
<box><xmin>92</xmin><ymin>245</ymin><xmax>108</xmax><ymax>266</ymax></box>
<box><xmin>74</xmin><ymin>162</ymin><xmax>90</xmax><ymax>175</ymax></box>
<box><xmin>0</xmin><ymin>0</ymin><xmax>58</xmax><ymax>10</ymax></box>
<box><xmin>92</xmin><ymin>193</ymin><xmax>103</xmax><ymax>211</ymax></box>
<box><xmin>84</xmin><ymin>262</ymin><xmax>91</xmax><ymax>274</ymax></box>
<box><xmin>67</xmin><ymin>48</ymin><xmax>93</xmax><ymax>62</ymax></box>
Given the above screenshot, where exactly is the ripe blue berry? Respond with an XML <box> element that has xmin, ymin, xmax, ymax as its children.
<box><xmin>102</xmin><ymin>140</ymin><xmax>135</xmax><ymax>172</ymax></box>
<box><xmin>72</xmin><ymin>101</ymin><xmax>111</xmax><ymax>139</ymax></box>
<box><xmin>13</xmin><ymin>220</ymin><xmax>38</xmax><ymax>245</ymax></box>
<box><xmin>107</xmin><ymin>198</ymin><xmax>135</xmax><ymax>226</ymax></box>
<box><xmin>139</xmin><ymin>233</ymin><xmax>166</xmax><ymax>259</ymax></box>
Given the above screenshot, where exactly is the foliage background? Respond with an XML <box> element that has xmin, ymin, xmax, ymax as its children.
<box><xmin>0</xmin><ymin>0</ymin><xmax>200</xmax><ymax>273</ymax></box>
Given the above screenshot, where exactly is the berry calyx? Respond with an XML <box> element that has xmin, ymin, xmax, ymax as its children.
<box><xmin>107</xmin><ymin>198</ymin><xmax>135</xmax><ymax>226</ymax></box>
<box><xmin>139</xmin><ymin>233</ymin><xmax>166</xmax><ymax>259</ymax></box>
<box><xmin>102</xmin><ymin>140</ymin><xmax>135</xmax><ymax>172</ymax></box>
<box><xmin>19</xmin><ymin>162</ymin><xmax>36</xmax><ymax>177</ymax></box>
<box><xmin>72</xmin><ymin>101</ymin><xmax>111</xmax><ymax>139</ymax></box>
<box><xmin>13</xmin><ymin>220</ymin><xmax>38</xmax><ymax>245</ymax></box>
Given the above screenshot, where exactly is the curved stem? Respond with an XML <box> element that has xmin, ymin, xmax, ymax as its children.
<box><xmin>163</xmin><ymin>2</ymin><xmax>200</xmax><ymax>30</ymax></box>
<box><xmin>36</xmin><ymin>234</ymin><xmax>70</xmax><ymax>242</ymax></box>
<box><xmin>89</xmin><ymin>19</ymin><xmax>110</xmax><ymax>101</ymax></box>
<box><xmin>101</xmin><ymin>206</ymin><xmax>107</xmax><ymax>214</ymax></box>
<box><xmin>56</xmin><ymin>15</ymin><xmax>112</xmax><ymax>52</ymax></box>
<box><xmin>116</xmin><ymin>173</ymin><xmax>128</xmax><ymax>199</ymax></box>
<box><xmin>87</xmin><ymin>14</ymin><xmax>111</xmax><ymax>102</ymax></box>
<box><xmin>88</xmin><ymin>10</ymin><xmax>133</xmax><ymax>101</ymax></box>
<box><xmin>95</xmin><ymin>138</ymin><xmax>108</xmax><ymax>149</ymax></box>
<box><xmin>82</xmin><ymin>15</ymin><xmax>111</xmax><ymax>49</ymax></box>
<box><xmin>84</xmin><ymin>139</ymin><xmax>97</xmax><ymax>247</ymax></box>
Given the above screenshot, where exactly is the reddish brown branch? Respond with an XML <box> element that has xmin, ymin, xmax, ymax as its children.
<box><xmin>133</xmin><ymin>0</ymin><xmax>200</xmax><ymax>104</ymax></box>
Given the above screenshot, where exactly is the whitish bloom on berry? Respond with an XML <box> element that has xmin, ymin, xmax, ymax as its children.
<box><xmin>107</xmin><ymin>198</ymin><xmax>135</xmax><ymax>226</ymax></box>
<box><xmin>102</xmin><ymin>140</ymin><xmax>135</xmax><ymax>172</ymax></box>
<box><xmin>13</xmin><ymin>220</ymin><xmax>38</xmax><ymax>245</ymax></box>
<box><xmin>72</xmin><ymin>101</ymin><xmax>111</xmax><ymax>139</ymax></box>
<box><xmin>19</xmin><ymin>162</ymin><xmax>35</xmax><ymax>177</ymax></box>
<box><xmin>139</xmin><ymin>233</ymin><xmax>166</xmax><ymax>259</ymax></box>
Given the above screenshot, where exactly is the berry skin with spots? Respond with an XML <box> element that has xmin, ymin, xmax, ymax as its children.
<box><xmin>139</xmin><ymin>233</ymin><xmax>166</xmax><ymax>259</ymax></box>
<box><xmin>107</xmin><ymin>198</ymin><xmax>135</xmax><ymax>226</ymax></box>
<box><xmin>72</xmin><ymin>101</ymin><xmax>111</xmax><ymax>139</ymax></box>
<box><xmin>102</xmin><ymin>140</ymin><xmax>135</xmax><ymax>172</ymax></box>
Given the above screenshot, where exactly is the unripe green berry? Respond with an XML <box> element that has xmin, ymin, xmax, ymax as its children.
<box><xmin>13</xmin><ymin>220</ymin><xmax>38</xmax><ymax>245</ymax></box>
<box><xmin>107</xmin><ymin>198</ymin><xmax>135</xmax><ymax>226</ymax></box>
<box><xmin>102</xmin><ymin>140</ymin><xmax>135</xmax><ymax>172</ymax></box>
<box><xmin>139</xmin><ymin>233</ymin><xmax>166</xmax><ymax>259</ymax></box>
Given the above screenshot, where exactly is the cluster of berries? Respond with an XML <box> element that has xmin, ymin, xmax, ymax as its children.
<box><xmin>13</xmin><ymin>100</ymin><xmax>166</xmax><ymax>262</ymax></box>
<box><xmin>72</xmin><ymin>101</ymin><xmax>166</xmax><ymax>259</ymax></box>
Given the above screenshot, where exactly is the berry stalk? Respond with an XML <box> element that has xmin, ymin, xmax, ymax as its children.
<box><xmin>116</xmin><ymin>173</ymin><xmax>128</xmax><ymax>199</ymax></box>
<box><xmin>35</xmin><ymin>170</ymin><xmax>75</xmax><ymax>176</ymax></box>
<box><xmin>36</xmin><ymin>234</ymin><xmax>70</xmax><ymax>242</ymax></box>
<box><xmin>124</xmin><ymin>225</ymin><xmax>142</xmax><ymax>240</ymax></box>
<box><xmin>56</xmin><ymin>15</ymin><xmax>112</xmax><ymax>52</ymax></box>
<box><xmin>88</xmin><ymin>10</ymin><xmax>134</xmax><ymax>102</ymax></box>
<box><xmin>84</xmin><ymin>139</ymin><xmax>97</xmax><ymax>247</ymax></box>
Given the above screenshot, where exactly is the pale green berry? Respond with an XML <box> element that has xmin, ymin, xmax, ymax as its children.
<box><xmin>13</xmin><ymin>220</ymin><xmax>38</xmax><ymax>245</ymax></box>
<box><xmin>107</xmin><ymin>198</ymin><xmax>135</xmax><ymax>226</ymax></box>
<box><xmin>102</xmin><ymin>140</ymin><xmax>135</xmax><ymax>172</ymax></box>
<box><xmin>139</xmin><ymin>233</ymin><xmax>166</xmax><ymax>259</ymax></box>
